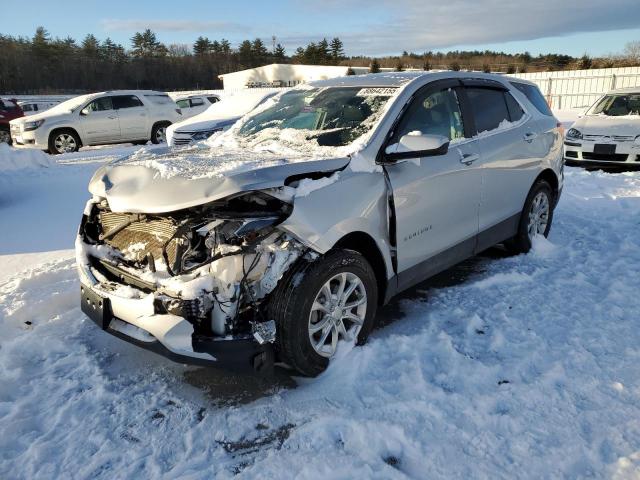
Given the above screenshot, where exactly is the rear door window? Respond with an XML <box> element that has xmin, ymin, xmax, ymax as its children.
<box><xmin>510</xmin><ymin>82</ymin><xmax>553</xmax><ymax>116</ymax></box>
<box><xmin>504</xmin><ymin>92</ymin><xmax>524</xmax><ymax>121</ymax></box>
<box><xmin>190</xmin><ymin>98</ymin><xmax>204</xmax><ymax>107</ymax></box>
<box><xmin>465</xmin><ymin>88</ymin><xmax>511</xmax><ymax>133</ymax></box>
<box><xmin>176</xmin><ymin>99</ymin><xmax>189</xmax><ymax>109</ymax></box>
<box><xmin>112</xmin><ymin>95</ymin><xmax>144</xmax><ymax>109</ymax></box>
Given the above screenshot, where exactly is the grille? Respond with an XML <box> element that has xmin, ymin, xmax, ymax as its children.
<box><xmin>172</xmin><ymin>137</ymin><xmax>193</xmax><ymax>146</ymax></box>
<box><xmin>99</xmin><ymin>211</ymin><xmax>184</xmax><ymax>271</ymax></box>
<box><xmin>581</xmin><ymin>153</ymin><xmax>631</xmax><ymax>162</ymax></box>
<box><xmin>584</xmin><ymin>134</ymin><xmax>635</xmax><ymax>142</ymax></box>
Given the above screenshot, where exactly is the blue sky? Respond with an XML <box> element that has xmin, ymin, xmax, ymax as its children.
<box><xmin>2</xmin><ymin>0</ymin><xmax>639</xmax><ymax>57</ymax></box>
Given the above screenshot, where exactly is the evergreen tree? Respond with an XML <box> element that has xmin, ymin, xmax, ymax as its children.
<box><xmin>81</xmin><ymin>34</ymin><xmax>99</xmax><ymax>58</ymax></box>
<box><xmin>579</xmin><ymin>54</ymin><xmax>592</xmax><ymax>70</ymax></box>
<box><xmin>370</xmin><ymin>58</ymin><xmax>381</xmax><ymax>73</ymax></box>
<box><xmin>330</xmin><ymin>37</ymin><xmax>344</xmax><ymax>62</ymax></box>
<box><xmin>422</xmin><ymin>61</ymin><xmax>431</xmax><ymax>70</ymax></box>
<box><xmin>318</xmin><ymin>38</ymin><xmax>330</xmax><ymax>64</ymax></box>
<box><xmin>395</xmin><ymin>60</ymin><xmax>404</xmax><ymax>71</ymax></box>
<box><xmin>238</xmin><ymin>40</ymin><xmax>254</xmax><ymax>66</ymax></box>
<box><xmin>251</xmin><ymin>38</ymin><xmax>268</xmax><ymax>59</ymax></box>
<box><xmin>193</xmin><ymin>36</ymin><xmax>212</xmax><ymax>55</ymax></box>
<box><xmin>31</xmin><ymin>26</ymin><xmax>50</xmax><ymax>57</ymax></box>
<box><xmin>131</xmin><ymin>29</ymin><xmax>166</xmax><ymax>57</ymax></box>
<box><xmin>274</xmin><ymin>43</ymin><xmax>286</xmax><ymax>60</ymax></box>
<box><xmin>449</xmin><ymin>61</ymin><xmax>461</xmax><ymax>71</ymax></box>
<box><xmin>211</xmin><ymin>40</ymin><xmax>221</xmax><ymax>54</ymax></box>
<box><xmin>482</xmin><ymin>63</ymin><xmax>491</xmax><ymax>73</ymax></box>
<box><xmin>346</xmin><ymin>66</ymin><xmax>356</xmax><ymax>75</ymax></box>
<box><xmin>219</xmin><ymin>39</ymin><xmax>231</xmax><ymax>55</ymax></box>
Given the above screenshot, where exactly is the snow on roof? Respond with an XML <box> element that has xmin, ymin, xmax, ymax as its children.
<box><xmin>609</xmin><ymin>86</ymin><xmax>640</xmax><ymax>94</ymax></box>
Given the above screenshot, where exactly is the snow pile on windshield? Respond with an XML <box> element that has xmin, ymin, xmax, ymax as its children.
<box><xmin>112</xmin><ymin>84</ymin><xmax>408</xmax><ymax>180</ymax></box>
<box><xmin>0</xmin><ymin>144</ymin><xmax>55</xmax><ymax>172</ymax></box>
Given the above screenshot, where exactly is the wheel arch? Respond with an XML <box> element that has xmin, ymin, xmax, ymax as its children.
<box><xmin>535</xmin><ymin>168</ymin><xmax>559</xmax><ymax>205</ymax></box>
<box><xmin>49</xmin><ymin>126</ymin><xmax>83</xmax><ymax>148</ymax></box>
<box><xmin>333</xmin><ymin>231</ymin><xmax>389</xmax><ymax>306</ymax></box>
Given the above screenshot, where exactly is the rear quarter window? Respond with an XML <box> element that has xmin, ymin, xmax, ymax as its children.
<box><xmin>145</xmin><ymin>94</ymin><xmax>174</xmax><ymax>106</ymax></box>
<box><xmin>510</xmin><ymin>82</ymin><xmax>553</xmax><ymax>116</ymax></box>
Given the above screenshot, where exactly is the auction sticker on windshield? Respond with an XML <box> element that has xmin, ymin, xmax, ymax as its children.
<box><xmin>356</xmin><ymin>87</ymin><xmax>398</xmax><ymax>97</ymax></box>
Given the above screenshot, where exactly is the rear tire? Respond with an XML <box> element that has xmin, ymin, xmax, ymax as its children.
<box><xmin>505</xmin><ymin>179</ymin><xmax>554</xmax><ymax>254</ymax></box>
<box><xmin>48</xmin><ymin>129</ymin><xmax>81</xmax><ymax>154</ymax></box>
<box><xmin>267</xmin><ymin>249</ymin><xmax>378</xmax><ymax>377</ymax></box>
<box><xmin>151</xmin><ymin>122</ymin><xmax>170</xmax><ymax>144</ymax></box>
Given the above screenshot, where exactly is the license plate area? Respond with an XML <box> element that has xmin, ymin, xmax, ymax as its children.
<box><xmin>81</xmin><ymin>284</ymin><xmax>112</xmax><ymax>329</ymax></box>
<box><xmin>594</xmin><ymin>144</ymin><xmax>616</xmax><ymax>155</ymax></box>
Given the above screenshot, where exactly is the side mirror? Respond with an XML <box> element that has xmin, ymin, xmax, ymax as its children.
<box><xmin>384</xmin><ymin>133</ymin><xmax>450</xmax><ymax>162</ymax></box>
<box><xmin>80</xmin><ymin>107</ymin><xmax>90</xmax><ymax>116</ymax></box>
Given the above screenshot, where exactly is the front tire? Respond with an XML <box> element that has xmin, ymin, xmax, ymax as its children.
<box><xmin>48</xmin><ymin>129</ymin><xmax>81</xmax><ymax>154</ymax></box>
<box><xmin>268</xmin><ymin>249</ymin><xmax>378</xmax><ymax>377</ymax></box>
<box><xmin>505</xmin><ymin>179</ymin><xmax>554</xmax><ymax>254</ymax></box>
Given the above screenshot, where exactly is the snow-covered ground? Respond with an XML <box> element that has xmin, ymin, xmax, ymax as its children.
<box><xmin>1</xmin><ymin>141</ymin><xmax>640</xmax><ymax>479</ymax></box>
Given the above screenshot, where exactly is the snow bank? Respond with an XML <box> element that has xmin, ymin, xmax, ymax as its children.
<box><xmin>0</xmin><ymin>143</ymin><xmax>55</xmax><ymax>172</ymax></box>
<box><xmin>1</xmin><ymin>166</ymin><xmax>640</xmax><ymax>478</ymax></box>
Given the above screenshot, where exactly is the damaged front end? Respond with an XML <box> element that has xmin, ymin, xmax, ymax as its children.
<box><xmin>76</xmin><ymin>188</ymin><xmax>312</xmax><ymax>372</ymax></box>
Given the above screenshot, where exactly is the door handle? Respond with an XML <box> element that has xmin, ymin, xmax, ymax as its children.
<box><xmin>523</xmin><ymin>132</ymin><xmax>537</xmax><ymax>143</ymax></box>
<box><xmin>459</xmin><ymin>153</ymin><xmax>479</xmax><ymax>165</ymax></box>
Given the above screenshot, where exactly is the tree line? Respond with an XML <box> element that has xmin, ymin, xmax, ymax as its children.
<box><xmin>0</xmin><ymin>27</ymin><xmax>638</xmax><ymax>94</ymax></box>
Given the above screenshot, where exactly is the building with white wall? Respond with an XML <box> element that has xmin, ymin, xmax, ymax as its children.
<box><xmin>218</xmin><ymin>64</ymin><xmax>414</xmax><ymax>90</ymax></box>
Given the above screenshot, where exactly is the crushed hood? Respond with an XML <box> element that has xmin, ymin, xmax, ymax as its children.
<box><xmin>88</xmin><ymin>147</ymin><xmax>350</xmax><ymax>213</ymax></box>
<box><xmin>574</xmin><ymin>114</ymin><xmax>640</xmax><ymax>137</ymax></box>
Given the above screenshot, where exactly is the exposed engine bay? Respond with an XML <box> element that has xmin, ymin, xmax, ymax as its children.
<box><xmin>77</xmin><ymin>188</ymin><xmax>313</xmax><ymax>343</ymax></box>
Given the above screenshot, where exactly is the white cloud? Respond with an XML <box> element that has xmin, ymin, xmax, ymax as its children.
<box><xmin>283</xmin><ymin>0</ymin><xmax>640</xmax><ymax>55</ymax></box>
<box><xmin>101</xmin><ymin>19</ymin><xmax>248</xmax><ymax>33</ymax></box>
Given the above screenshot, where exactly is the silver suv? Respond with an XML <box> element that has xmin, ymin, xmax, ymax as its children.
<box><xmin>10</xmin><ymin>90</ymin><xmax>182</xmax><ymax>154</ymax></box>
<box><xmin>77</xmin><ymin>72</ymin><xmax>563</xmax><ymax>376</ymax></box>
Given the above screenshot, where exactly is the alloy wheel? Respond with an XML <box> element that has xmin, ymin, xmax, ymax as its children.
<box><xmin>527</xmin><ymin>191</ymin><xmax>550</xmax><ymax>239</ymax></box>
<box><xmin>308</xmin><ymin>272</ymin><xmax>367</xmax><ymax>358</ymax></box>
<box><xmin>155</xmin><ymin>126</ymin><xmax>167</xmax><ymax>143</ymax></box>
<box><xmin>54</xmin><ymin>133</ymin><xmax>77</xmax><ymax>153</ymax></box>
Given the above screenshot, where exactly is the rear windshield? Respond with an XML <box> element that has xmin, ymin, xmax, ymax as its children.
<box><xmin>588</xmin><ymin>94</ymin><xmax>640</xmax><ymax>116</ymax></box>
<box><xmin>510</xmin><ymin>82</ymin><xmax>553</xmax><ymax>116</ymax></box>
<box><xmin>0</xmin><ymin>99</ymin><xmax>18</xmax><ymax>111</ymax></box>
<box><xmin>144</xmin><ymin>94</ymin><xmax>173</xmax><ymax>105</ymax></box>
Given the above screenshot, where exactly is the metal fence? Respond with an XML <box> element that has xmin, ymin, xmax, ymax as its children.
<box><xmin>509</xmin><ymin>67</ymin><xmax>640</xmax><ymax>109</ymax></box>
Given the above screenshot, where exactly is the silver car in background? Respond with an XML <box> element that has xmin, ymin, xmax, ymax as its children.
<box><xmin>166</xmin><ymin>90</ymin><xmax>277</xmax><ymax>147</ymax></box>
<box><xmin>77</xmin><ymin>72</ymin><xmax>563</xmax><ymax>376</ymax></box>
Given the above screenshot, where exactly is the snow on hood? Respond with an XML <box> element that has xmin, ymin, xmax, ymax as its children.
<box><xmin>88</xmin><ymin>146</ymin><xmax>350</xmax><ymax>213</ymax></box>
<box><xmin>572</xmin><ymin>114</ymin><xmax>640</xmax><ymax>137</ymax></box>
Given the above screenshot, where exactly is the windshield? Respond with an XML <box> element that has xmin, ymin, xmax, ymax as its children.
<box><xmin>236</xmin><ymin>86</ymin><xmax>397</xmax><ymax>148</ymax></box>
<box><xmin>44</xmin><ymin>95</ymin><xmax>93</xmax><ymax>115</ymax></box>
<box><xmin>589</xmin><ymin>94</ymin><xmax>640</xmax><ymax>116</ymax></box>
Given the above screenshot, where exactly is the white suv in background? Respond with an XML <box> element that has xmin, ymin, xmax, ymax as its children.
<box><xmin>9</xmin><ymin>90</ymin><xmax>182</xmax><ymax>154</ymax></box>
<box><xmin>175</xmin><ymin>94</ymin><xmax>220</xmax><ymax>119</ymax></box>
